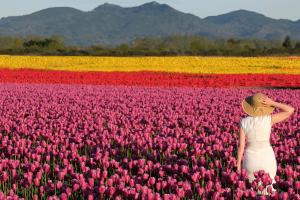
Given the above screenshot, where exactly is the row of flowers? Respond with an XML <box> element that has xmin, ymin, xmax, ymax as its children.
<box><xmin>0</xmin><ymin>55</ymin><xmax>300</xmax><ymax>74</ymax></box>
<box><xmin>1</xmin><ymin>69</ymin><xmax>300</xmax><ymax>88</ymax></box>
<box><xmin>0</xmin><ymin>84</ymin><xmax>299</xmax><ymax>199</ymax></box>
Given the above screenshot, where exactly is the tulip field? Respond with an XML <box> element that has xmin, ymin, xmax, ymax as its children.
<box><xmin>0</xmin><ymin>56</ymin><xmax>299</xmax><ymax>199</ymax></box>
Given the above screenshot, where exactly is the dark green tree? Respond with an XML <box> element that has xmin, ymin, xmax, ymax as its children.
<box><xmin>282</xmin><ymin>35</ymin><xmax>292</xmax><ymax>49</ymax></box>
<box><xmin>295</xmin><ymin>41</ymin><xmax>300</xmax><ymax>49</ymax></box>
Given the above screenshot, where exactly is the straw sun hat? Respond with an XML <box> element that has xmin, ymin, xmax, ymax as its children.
<box><xmin>241</xmin><ymin>92</ymin><xmax>275</xmax><ymax>117</ymax></box>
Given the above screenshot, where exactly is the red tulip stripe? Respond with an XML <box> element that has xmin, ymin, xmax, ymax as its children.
<box><xmin>0</xmin><ymin>69</ymin><xmax>300</xmax><ymax>88</ymax></box>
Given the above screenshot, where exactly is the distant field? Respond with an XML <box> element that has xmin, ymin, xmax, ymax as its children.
<box><xmin>1</xmin><ymin>55</ymin><xmax>300</xmax><ymax>74</ymax></box>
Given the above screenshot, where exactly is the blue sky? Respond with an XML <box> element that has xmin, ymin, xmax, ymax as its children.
<box><xmin>0</xmin><ymin>0</ymin><xmax>299</xmax><ymax>21</ymax></box>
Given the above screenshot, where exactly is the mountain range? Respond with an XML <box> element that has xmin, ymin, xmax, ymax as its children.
<box><xmin>0</xmin><ymin>1</ymin><xmax>299</xmax><ymax>46</ymax></box>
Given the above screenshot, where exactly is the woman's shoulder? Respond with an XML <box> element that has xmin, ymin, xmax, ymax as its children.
<box><xmin>239</xmin><ymin>117</ymin><xmax>247</xmax><ymax>128</ymax></box>
<box><xmin>244</xmin><ymin>114</ymin><xmax>271</xmax><ymax>119</ymax></box>
<box><xmin>241</xmin><ymin>115</ymin><xmax>250</xmax><ymax>122</ymax></box>
<box><xmin>241</xmin><ymin>114</ymin><xmax>271</xmax><ymax>123</ymax></box>
<box><xmin>256</xmin><ymin>114</ymin><xmax>272</xmax><ymax>120</ymax></box>
<box><xmin>242</xmin><ymin>115</ymin><xmax>272</xmax><ymax>127</ymax></box>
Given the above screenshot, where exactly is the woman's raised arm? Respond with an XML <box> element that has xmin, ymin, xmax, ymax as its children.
<box><xmin>261</xmin><ymin>96</ymin><xmax>295</xmax><ymax>125</ymax></box>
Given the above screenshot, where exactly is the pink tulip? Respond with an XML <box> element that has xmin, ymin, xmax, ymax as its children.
<box><xmin>73</xmin><ymin>183</ymin><xmax>80</xmax><ymax>191</ymax></box>
<box><xmin>61</xmin><ymin>193</ymin><xmax>68</xmax><ymax>200</ymax></box>
<box><xmin>156</xmin><ymin>182</ymin><xmax>161</xmax><ymax>191</ymax></box>
<box><xmin>158</xmin><ymin>170</ymin><xmax>165</xmax><ymax>177</ymax></box>
<box><xmin>87</xmin><ymin>194</ymin><xmax>94</xmax><ymax>200</ymax></box>
<box><xmin>34</xmin><ymin>178</ymin><xmax>40</xmax><ymax>187</ymax></box>
<box><xmin>99</xmin><ymin>185</ymin><xmax>106</xmax><ymax>195</ymax></box>
<box><xmin>56</xmin><ymin>181</ymin><xmax>63</xmax><ymax>189</ymax></box>
<box><xmin>180</xmin><ymin>165</ymin><xmax>188</xmax><ymax>174</ymax></box>
<box><xmin>149</xmin><ymin>177</ymin><xmax>156</xmax><ymax>185</ymax></box>
<box><xmin>212</xmin><ymin>191</ymin><xmax>220</xmax><ymax>200</ymax></box>
<box><xmin>88</xmin><ymin>178</ymin><xmax>94</xmax><ymax>187</ymax></box>
<box><xmin>66</xmin><ymin>187</ymin><xmax>72</xmax><ymax>196</ymax></box>
<box><xmin>197</xmin><ymin>187</ymin><xmax>204</xmax><ymax>196</ymax></box>
<box><xmin>107</xmin><ymin>178</ymin><xmax>113</xmax><ymax>187</ymax></box>
<box><xmin>33</xmin><ymin>194</ymin><xmax>38</xmax><ymax>200</ymax></box>
<box><xmin>191</xmin><ymin>172</ymin><xmax>199</xmax><ymax>182</ymax></box>
<box><xmin>39</xmin><ymin>186</ymin><xmax>44</xmax><ymax>194</ymax></box>
<box><xmin>109</xmin><ymin>186</ymin><xmax>116</xmax><ymax>197</ymax></box>
<box><xmin>143</xmin><ymin>173</ymin><xmax>149</xmax><ymax>180</ymax></box>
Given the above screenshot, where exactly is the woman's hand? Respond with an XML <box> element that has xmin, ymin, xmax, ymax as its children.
<box><xmin>261</xmin><ymin>96</ymin><xmax>276</xmax><ymax>107</ymax></box>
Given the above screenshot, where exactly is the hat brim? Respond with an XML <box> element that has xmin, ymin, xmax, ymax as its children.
<box><xmin>242</xmin><ymin>96</ymin><xmax>275</xmax><ymax>117</ymax></box>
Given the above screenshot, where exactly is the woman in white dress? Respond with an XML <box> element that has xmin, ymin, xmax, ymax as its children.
<box><xmin>236</xmin><ymin>92</ymin><xmax>295</xmax><ymax>194</ymax></box>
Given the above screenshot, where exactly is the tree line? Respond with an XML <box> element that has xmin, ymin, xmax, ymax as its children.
<box><xmin>0</xmin><ymin>34</ymin><xmax>299</xmax><ymax>56</ymax></box>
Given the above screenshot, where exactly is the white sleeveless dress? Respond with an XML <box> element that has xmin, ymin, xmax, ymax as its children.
<box><xmin>240</xmin><ymin>114</ymin><xmax>277</xmax><ymax>194</ymax></box>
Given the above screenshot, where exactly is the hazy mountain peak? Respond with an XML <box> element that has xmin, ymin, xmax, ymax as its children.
<box><xmin>0</xmin><ymin>7</ymin><xmax>83</xmax><ymax>22</ymax></box>
<box><xmin>204</xmin><ymin>9</ymin><xmax>273</xmax><ymax>25</ymax></box>
<box><xmin>129</xmin><ymin>1</ymin><xmax>175</xmax><ymax>12</ymax></box>
<box><xmin>142</xmin><ymin>1</ymin><xmax>160</xmax><ymax>6</ymax></box>
<box><xmin>93</xmin><ymin>2</ymin><xmax>122</xmax><ymax>11</ymax></box>
<box><xmin>31</xmin><ymin>7</ymin><xmax>83</xmax><ymax>16</ymax></box>
<box><xmin>230</xmin><ymin>9</ymin><xmax>261</xmax><ymax>14</ymax></box>
<box><xmin>206</xmin><ymin>9</ymin><xmax>266</xmax><ymax>19</ymax></box>
<box><xmin>228</xmin><ymin>9</ymin><xmax>269</xmax><ymax>18</ymax></box>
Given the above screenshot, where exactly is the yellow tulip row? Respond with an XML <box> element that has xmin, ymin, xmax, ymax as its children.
<box><xmin>0</xmin><ymin>55</ymin><xmax>300</xmax><ymax>74</ymax></box>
